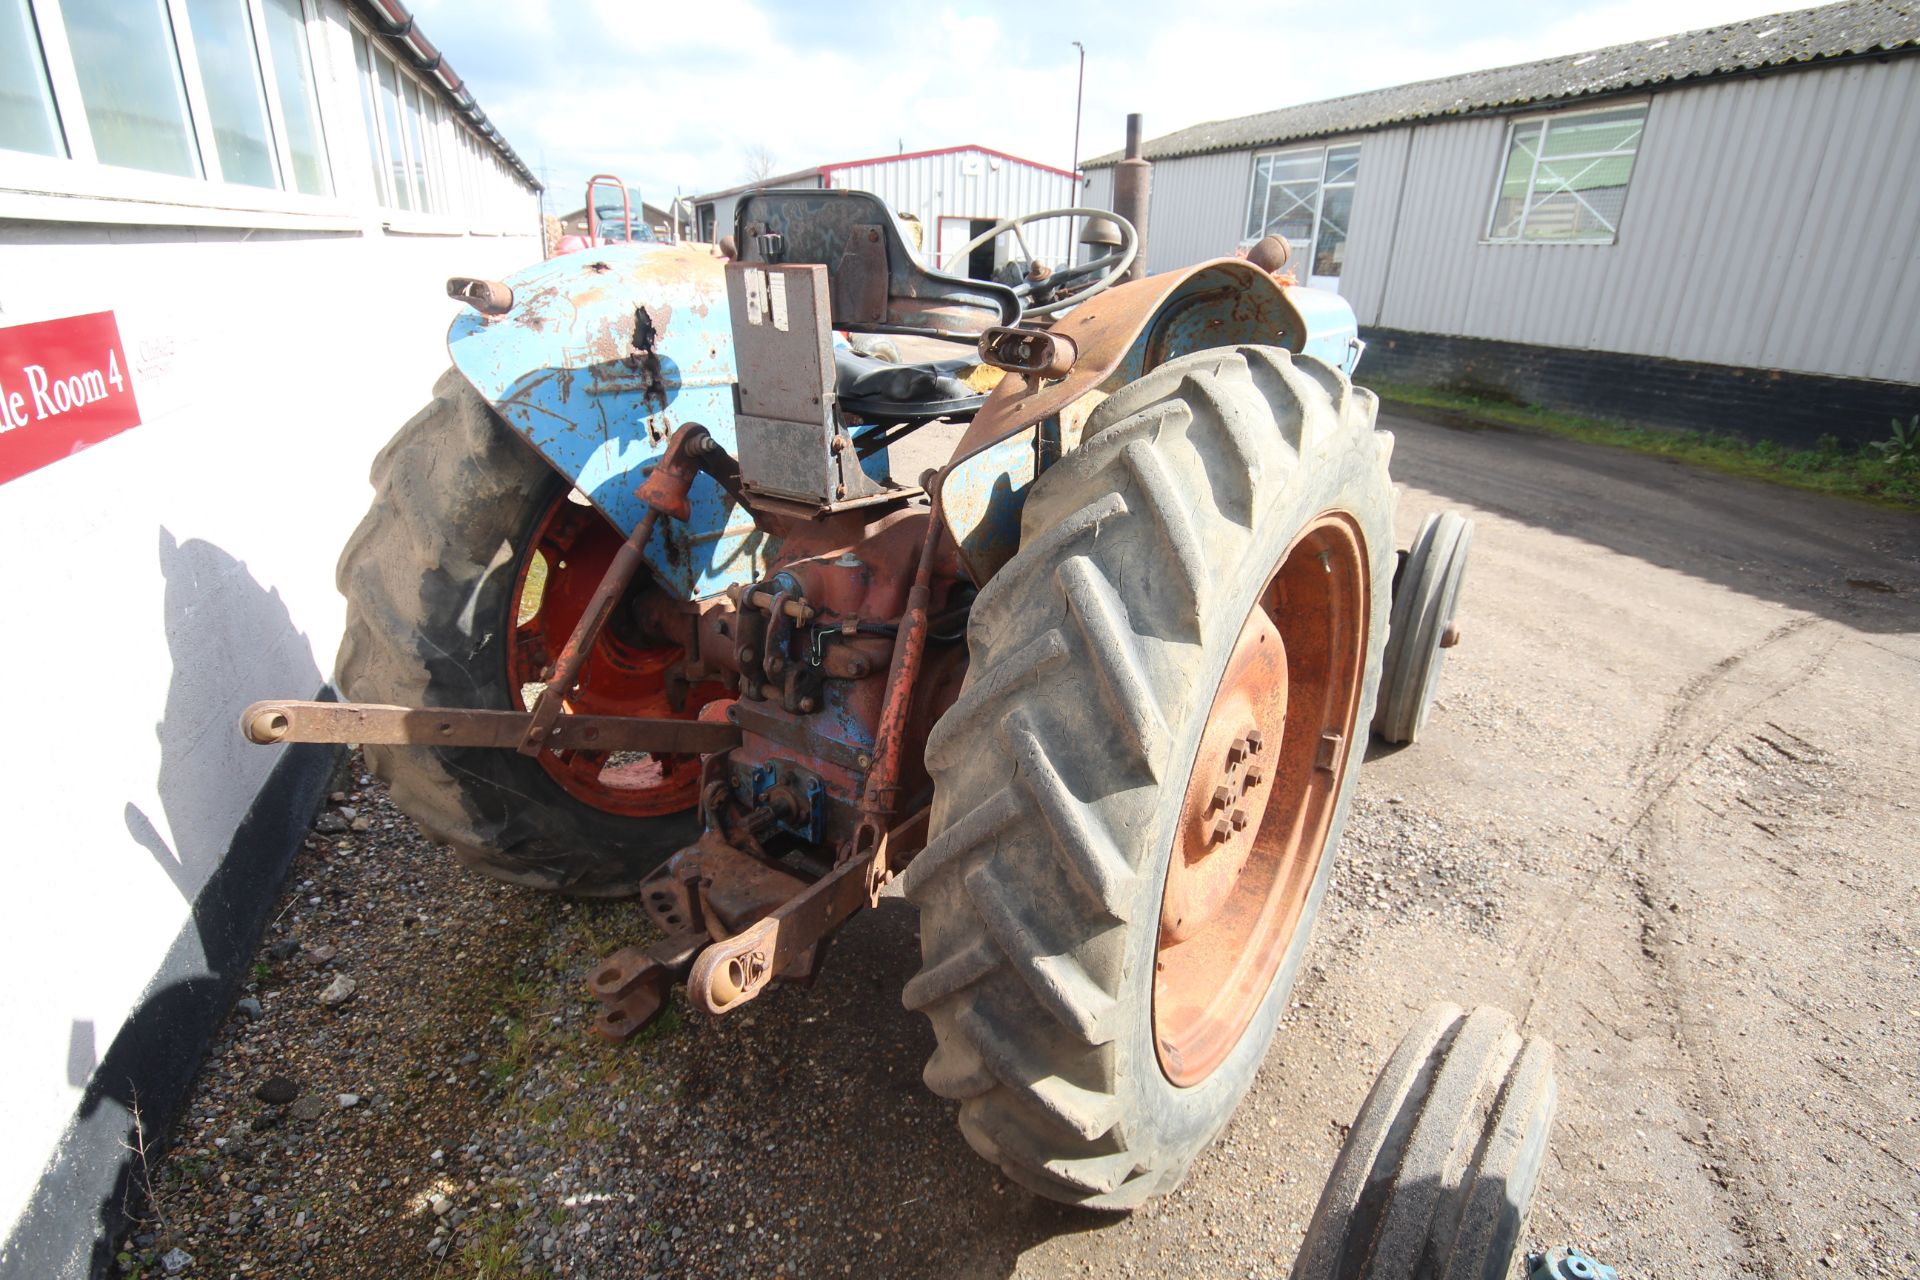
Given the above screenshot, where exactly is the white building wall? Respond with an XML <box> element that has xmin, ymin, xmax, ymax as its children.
<box><xmin>0</xmin><ymin>1</ymin><xmax>539</xmax><ymax>1265</ymax></box>
<box><xmin>1085</xmin><ymin>56</ymin><xmax>1920</xmax><ymax>384</ymax></box>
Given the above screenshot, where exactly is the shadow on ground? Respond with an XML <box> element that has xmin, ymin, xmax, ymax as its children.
<box><xmin>640</xmin><ymin>894</ymin><xmax>1113</xmax><ymax>1277</ymax></box>
<box><xmin>1382</xmin><ymin>408</ymin><xmax>1920</xmax><ymax>635</ymax></box>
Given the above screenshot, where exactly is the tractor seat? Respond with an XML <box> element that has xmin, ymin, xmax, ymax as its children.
<box><xmin>736</xmin><ymin>189</ymin><xmax>1019</xmax><ymax>340</ymax></box>
<box><xmin>833</xmin><ymin>348</ymin><xmax>987</xmax><ymax>421</ymax></box>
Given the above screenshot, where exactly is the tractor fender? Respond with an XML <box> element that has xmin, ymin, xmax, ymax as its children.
<box><xmin>938</xmin><ymin>258</ymin><xmax>1361</xmax><ymax>583</ymax></box>
<box><xmin>445</xmin><ymin>242</ymin><xmax>766</xmax><ymax>601</ymax></box>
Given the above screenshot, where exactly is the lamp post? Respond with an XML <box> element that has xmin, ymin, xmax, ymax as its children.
<box><xmin>1071</xmin><ymin>40</ymin><xmax>1085</xmax><ymax>266</ymax></box>
<box><xmin>1071</xmin><ymin>41</ymin><xmax>1085</xmax><ymax>182</ymax></box>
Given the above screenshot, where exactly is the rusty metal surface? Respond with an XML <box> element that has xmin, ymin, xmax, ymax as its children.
<box><xmin>588</xmin><ymin>934</ymin><xmax>704</xmax><ymax>1042</ymax></box>
<box><xmin>519</xmin><ymin>423</ymin><xmax>710</xmax><ymax>754</ymax></box>
<box><xmin>979</xmin><ymin>326</ymin><xmax>1078</xmax><ymax>378</ymax></box>
<box><xmin>686</xmin><ymin>848</ymin><xmax>873</xmax><ymax>1015</ymax></box>
<box><xmin>938</xmin><ymin>258</ymin><xmax>1310</xmax><ymax>583</ymax></box>
<box><xmin>446</xmin><ymin>277</ymin><xmax>513</xmax><ymax>315</ymax></box>
<box><xmin>240</xmin><ymin>700</ymin><xmax>741</xmax><ymax>754</ymax></box>
<box><xmin>1153</xmin><ymin>516</ymin><xmax>1370</xmax><ymax>1087</ymax></box>
<box><xmin>1113</xmin><ymin>113</ymin><xmax>1152</xmax><ymax>284</ymax></box>
<box><xmin>637</xmin><ymin>830</ymin><xmax>809</xmax><ymax>938</ymax></box>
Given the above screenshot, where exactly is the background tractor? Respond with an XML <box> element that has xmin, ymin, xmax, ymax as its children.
<box><xmin>243</xmin><ymin>139</ymin><xmax>1483</xmax><ymax>1226</ymax></box>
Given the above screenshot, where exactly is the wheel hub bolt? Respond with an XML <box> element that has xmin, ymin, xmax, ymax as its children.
<box><xmin>1211</xmin><ymin>784</ymin><xmax>1233</xmax><ymax>810</ymax></box>
<box><xmin>1208</xmin><ymin>817</ymin><xmax>1232</xmax><ymax>844</ymax></box>
<box><xmin>1244</xmin><ymin>763</ymin><xmax>1266</xmax><ymax>787</ymax></box>
<box><xmin>1230</xmin><ymin>808</ymin><xmax>1249</xmax><ymax>831</ymax></box>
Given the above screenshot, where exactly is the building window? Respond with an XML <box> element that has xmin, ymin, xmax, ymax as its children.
<box><xmin>1</xmin><ymin>0</ymin><xmax>65</xmax><ymax>157</ymax></box>
<box><xmin>1243</xmin><ymin>142</ymin><xmax>1360</xmax><ymax>283</ymax></box>
<box><xmin>0</xmin><ymin>0</ymin><xmax>331</xmax><ymax>193</ymax></box>
<box><xmin>1487</xmin><ymin>104</ymin><xmax>1646</xmax><ymax>243</ymax></box>
<box><xmin>184</xmin><ymin>0</ymin><xmax>278</xmax><ymax>188</ymax></box>
<box><xmin>258</xmin><ymin>0</ymin><xmax>330</xmax><ymax>195</ymax></box>
<box><xmin>355</xmin><ymin>25</ymin><xmax>458</xmax><ymax>214</ymax></box>
<box><xmin>63</xmin><ymin>0</ymin><xmax>200</xmax><ymax>177</ymax></box>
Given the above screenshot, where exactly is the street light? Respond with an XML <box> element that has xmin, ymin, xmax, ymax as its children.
<box><xmin>1071</xmin><ymin>40</ymin><xmax>1085</xmax><ymax>266</ymax></box>
<box><xmin>1071</xmin><ymin>40</ymin><xmax>1085</xmax><ymax>182</ymax></box>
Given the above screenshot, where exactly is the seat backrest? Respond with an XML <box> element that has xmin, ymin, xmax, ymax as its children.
<box><xmin>735</xmin><ymin>189</ymin><xmax>1019</xmax><ymax>339</ymax></box>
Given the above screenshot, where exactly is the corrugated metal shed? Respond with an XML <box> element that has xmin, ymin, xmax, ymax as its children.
<box><xmin>1307</xmin><ymin>56</ymin><xmax>1920</xmax><ymax>382</ymax></box>
<box><xmin>1087</xmin><ymin>0</ymin><xmax>1919</xmax><ymax>165</ymax></box>
<box><xmin>690</xmin><ymin>145</ymin><xmax>1079</xmax><ymax>268</ymax></box>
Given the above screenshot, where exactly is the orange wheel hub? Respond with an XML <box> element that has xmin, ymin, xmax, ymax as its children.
<box><xmin>1154</xmin><ymin>515</ymin><xmax>1369</xmax><ymax>1087</ymax></box>
<box><xmin>506</xmin><ymin>493</ymin><xmax>729</xmax><ymax>818</ymax></box>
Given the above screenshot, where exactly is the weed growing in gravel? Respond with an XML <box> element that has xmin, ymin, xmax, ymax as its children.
<box><xmin>1369</xmin><ymin>381</ymin><xmax>1920</xmax><ymax>508</ymax></box>
<box><xmin>458</xmin><ymin>1201</ymin><xmax>544</xmax><ymax>1280</ymax></box>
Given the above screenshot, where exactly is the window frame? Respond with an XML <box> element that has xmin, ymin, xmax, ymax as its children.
<box><xmin>1</xmin><ymin>0</ymin><xmax>350</xmax><ymax>226</ymax></box>
<box><xmin>1240</xmin><ymin>139</ymin><xmax>1361</xmax><ymax>282</ymax></box>
<box><xmin>0</xmin><ymin>0</ymin><xmax>533</xmax><ymax>234</ymax></box>
<box><xmin>1482</xmin><ymin>100</ymin><xmax>1649</xmax><ymax>246</ymax></box>
<box><xmin>348</xmin><ymin>14</ymin><xmax>513</xmax><ymax>235</ymax></box>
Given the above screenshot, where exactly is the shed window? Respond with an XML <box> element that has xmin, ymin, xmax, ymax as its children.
<box><xmin>1243</xmin><ymin>142</ymin><xmax>1360</xmax><ymax>283</ymax></box>
<box><xmin>1487</xmin><ymin>104</ymin><xmax>1645</xmax><ymax>243</ymax></box>
<box><xmin>0</xmin><ymin>0</ymin><xmax>333</xmax><ymax>193</ymax></box>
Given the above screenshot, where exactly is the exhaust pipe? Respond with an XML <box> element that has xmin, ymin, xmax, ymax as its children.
<box><xmin>1112</xmin><ymin>112</ymin><xmax>1152</xmax><ymax>282</ymax></box>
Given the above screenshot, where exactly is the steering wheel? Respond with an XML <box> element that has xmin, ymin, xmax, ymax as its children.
<box><xmin>940</xmin><ymin>207</ymin><xmax>1137</xmax><ymax>317</ymax></box>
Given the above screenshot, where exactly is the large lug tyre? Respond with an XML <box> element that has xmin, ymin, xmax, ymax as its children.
<box><xmin>902</xmin><ymin>345</ymin><xmax>1396</xmax><ymax>1208</ymax></box>
<box><xmin>1292</xmin><ymin>1004</ymin><xmax>1557</xmax><ymax>1280</ymax></box>
<box><xmin>1373</xmin><ymin>510</ymin><xmax>1473</xmax><ymax>745</ymax></box>
<box><xmin>334</xmin><ymin>369</ymin><xmax>700</xmax><ymax>895</ymax></box>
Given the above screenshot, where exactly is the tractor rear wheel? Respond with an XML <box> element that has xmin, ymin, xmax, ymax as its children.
<box><xmin>334</xmin><ymin>369</ymin><xmax>709</xmax><ymax>895</ymax></box>
<box><xmin>902</xmin><ymin>345</ymin><xmax>1395</xmax><ymax>1207</ymax></box>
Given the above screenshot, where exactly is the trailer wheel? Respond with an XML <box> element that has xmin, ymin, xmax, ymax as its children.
<box><xmin>1292</xmin><ymin>1004</ymin><xmax>1557</xmax><ymax>1280</ymax></box>
<box><xmin>334</xmin><ymin>368</ymin><xmax>713</xmax><ymax>895</ymax></box>
<box><xmin>1373</xmin><ymin>511</ymin><xmax>1472</xmax><ymax>744</ymax></box>
<box><xmin>902</xmin><ymin>346</ymin><xmax>1395</xmax><ymax>1207</ymax></box>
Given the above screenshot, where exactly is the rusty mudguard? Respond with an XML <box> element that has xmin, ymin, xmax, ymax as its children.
<box><xmin>938</xmin><ymin>257</ymin><xmax>1360</xmax><ymax>583</ymax></box>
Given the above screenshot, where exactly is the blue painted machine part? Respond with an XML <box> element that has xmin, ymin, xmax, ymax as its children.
<box><xmin>446</xmin><ymin>243</ymin><xmax>769</xmax><ymax>601</ymax></box>
<box><xmin>447</xmin><ymin>244</ymin><xmax>1358</xmax><ymax>600</ymax></box>
<box><xmin>1283</xmin><ymin>284</ymin><xmax>1363</xmax><ymax>374</ymax></box>
<box><xmin>1527</xmin><ymin>1247</ymin><xmax>1619</xmax><ymax>1280</ymax></box>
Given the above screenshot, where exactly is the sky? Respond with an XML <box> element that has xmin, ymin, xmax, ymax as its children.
<box><xmin>406</xmin><ymin>0</ymin><xmax>1813</xmax><ymax>213</ymax></box>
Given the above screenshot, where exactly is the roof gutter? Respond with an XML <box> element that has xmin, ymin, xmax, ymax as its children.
<box><xmin>356</xmin><ymin>0</ymin><xmax>542</xmax><ymax>191</ymax></box>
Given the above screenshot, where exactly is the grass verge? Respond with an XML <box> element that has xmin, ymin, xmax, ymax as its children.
<box><xmin>1367</xmin><ymin>380</ymin><xmax>1920</xmax><ymax>509</ymax></box>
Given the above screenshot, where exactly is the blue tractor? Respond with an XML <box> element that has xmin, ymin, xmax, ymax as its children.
<box><xmin>247</xmin><ymin>169</ymin><xmax>1472</xmax><ymax>1210</ymax></box>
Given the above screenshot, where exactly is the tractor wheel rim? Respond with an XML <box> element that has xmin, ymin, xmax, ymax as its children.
<box><xmin>505</xmin><ymin>491</ymin><xmax>728</xmax><ymax>818</ymax></box>
<box><xmin>1154</xmin><ymin>513</ymin><xmax>1370</xmax><ymax>1087</ymax></box>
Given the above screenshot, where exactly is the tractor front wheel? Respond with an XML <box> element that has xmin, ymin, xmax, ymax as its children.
<box><xmin>902</xmin><ymin>345</ymin><xmax>1395</xmax><ymax>1207</ymax></box>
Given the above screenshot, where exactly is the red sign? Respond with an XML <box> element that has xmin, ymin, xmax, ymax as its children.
<box><xmin>0</xmin><ymin>311</ymin><xmax>141</xmax><ymax>484</ymax></box>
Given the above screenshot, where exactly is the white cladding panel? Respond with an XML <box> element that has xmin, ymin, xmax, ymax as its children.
<box><xmin>1134</xmin><ymin>149</ymin><xmax>1253</xmax><ymax>272</ymax></box>
<box><xmin>828</xmin><ymin>150</ymin><xmax>1078</xmax><ymax>267</ymax></box>
<box><xmin>1336</xmin><ymin>127</ymin><xmax>1414</xmax><ymax>326</ymax></box>
<box><xmin>1086</xmin><ymin>56</ymin><xmax>1920</xmax><ymax>383</ymax></box>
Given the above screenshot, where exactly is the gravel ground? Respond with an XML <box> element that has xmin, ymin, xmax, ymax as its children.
<box><xmin>115</xmin><ymin>411</ymin><xmax>1920</xmax><ymax>1279</ymax></box>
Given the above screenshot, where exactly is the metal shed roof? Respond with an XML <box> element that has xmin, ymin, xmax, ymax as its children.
<box><xmin>1086</xmin><ymin>0</ymin><xmax>1919</xmax><ymax>167</ymax></box>
<box><xmin>689</xmin><ymin>145</ymin><xmax>1076</xmax><ymax>204</ymax></box>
